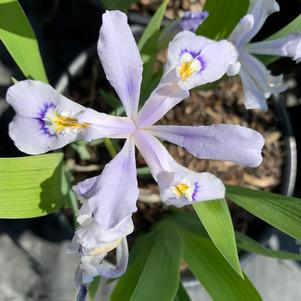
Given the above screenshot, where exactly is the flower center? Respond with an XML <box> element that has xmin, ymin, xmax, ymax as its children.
<box><xmin>178</xmin><ymin>51</ymin><xmax>203</xmax><ymax>81</ymax></box>
<box><xmin>179</xmin><ymin>61</ymin><xmax>196</xmax><ymax>81</ymax></box>
<box><xmin>174</xmin><ymin>182</ymin><xmax>190</xmax><ymax>198</ymax></box>
<box><xmin>90</xmin><ymin>239</ymin><xmax>122</xmax><ymax>256</ymax></box>
<box><xmin>52</xmin><ymin>113</ymin><xmax>89</xmax><ymax>134</ymax></box>
<box><xmin>38</xmin><ymin>103</ymin><xmax>90</xmax><ymax>136</ymax></box>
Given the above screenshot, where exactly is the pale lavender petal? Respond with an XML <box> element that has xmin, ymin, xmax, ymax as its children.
<box><xmin>78</xmin><ymin>108</ymin><xmax>135</xmax><ymax>140</ymax></box>
<box><xmin>6</xmin><ymin>80</ymin><xmax>85</xmax><ymax>117</ymax></box>
<box><xmin>76</xmin><ymin>139</ymin><xmax>138</xmax><ymax>230</ymax></box>
<box><xmin>150</xmin><ymin>124</ymin><xmax>264</xmax><ymax>167</ymax></box>
<box><xmin>74</xmin><ymin>237</ymin><xmax>129</xmax><ymax>287</ymax></box>
<box><xmin>133</xmin><ymin>130</ymin><xmax>183</xmax><ymax>180</ymax></box>
<box><xmin>6</xmin><ymin>80</ymin><xmax>100</xmax><ymax>154</ymax></box>
<box><xmin>229</xmin><ymin>0</ymin><xmax>279</xmax><ymax>47</ymax></box>
<box><xmin>133</xmin><ymin>131</ymin><xmax>225</xmax><ymax>206</ymax></box>
<box><xmin>247</xmin><ymin>33</ymin><xmax>301</xmax><ymax>63</ymax></box>
<box><xmin>135</xmin><ymin>69</ymin><xmax>189</xmax><ymax>128</ymax></box>
<box><xmin>9</xmin><ymin>115</ymin><xmax>78</xmax><ymax>154</ymax></box>
<box><xmin>240</xmin><ymin>52</ymin><xmax>286</xmax><ymax>94</ymax></box>
<box><xmin>164</xmin><ymin>31</ymin><xmax>238</xmax><ymax>90</ymax></box>
<box><xmin>239</xmin><ymin>68</ymin><xmax>268</xmax><ymax>111</ymax></box>
<box><xmin>98</xmin><ymin>10</ymin><xmax>143</xmax><ymax>118</ymax></box>
<box><xmin>158</xmin><ymin>171</ymin><xmax>225</xmax><ymax>207</ymax></box>
<box><xmin>179</xmin><ymin>11</ymin><xmax>209</xmax><ymax>32</ymax></box>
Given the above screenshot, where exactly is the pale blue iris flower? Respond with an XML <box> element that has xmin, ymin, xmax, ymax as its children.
<box><xmin>6</xmin><ymin>10</ymin><xmax>265</xmax><ymax>295</ymax></box>
<box><xmin>227</xmin><ymin>0</ymin><xmax>301</xmax><ymax>111</ymax></box>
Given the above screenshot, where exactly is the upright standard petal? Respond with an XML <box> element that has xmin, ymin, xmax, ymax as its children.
<box><xmin>149</xmin><ymin>124</ymin><xmax>264</xmax><ymax>167</ymax></box>
<box><xmin>98</xmin><ymin>10</ymin><xmax>143</xmax><ymax>118</ymax></box>
<box><xmin>6</xmin><ymin>80</ymin><xmax>95</xmax><ymax>154</ymax></box>
<box><xmin>133</xmin><ymin>131</ymin><xmax>225</xmax><ymax>206</ymax></box>
<box><xmin>164</xmin><ymin>31</ymin><xmax>238</xmax><ymax>90</ymax></box>
<box><xmin>135</xmin><ymin>69</ymin><xmax>189</xmax><ymax>128</ymax></box>
<box><xmin>179</xmin><ymin>11</ymin><xmax>209</xmax><ymax>32</ymax></box>
<box><xmin>246</xmin><ymin>33</ymin><xmax>301</xmax><ymax>63</ymax></box>
<box><xmin>229</xmin><ymin>0</ymin><xmax>279</xmax><ymax>47</ymax></box>
<box><xmin>75</xmin><ymin>139</ymin><xmax>138</xmax><ymax>230</ymax></box>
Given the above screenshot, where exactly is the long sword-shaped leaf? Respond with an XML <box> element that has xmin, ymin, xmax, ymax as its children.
<box><xmin>196</xmin><ymin>0</ymin><xmax>249</xmax><ymax>39</ymax></box>
<box><xmin>0</xmin><ymin>153</ymin><xmax>67</xmax><ymax>218</ymax></box>
<box><xmin>181</xmin><ymin>230</ymin><xmax>263</xmax><ymax>301</ymax></box>
<box><xmin>0</xmin><ymin>0</ymin><xmax>48</xmax><ymax>82</ymax></box>
<box><xmin>129</xmin><ymin>226</ymin><xmax>182</xmax><ymax>301</ymax></box>
<box><xmin>227</xmin><ymin>185</ymin><xmax>301</xmax><ymax>241</ymax></box>
<box><xmin>138</xmin><ymin>0</ymin><xmax>169</xmax><ymax>52</ymax></box>
<box><xmin>193</xmin><ymin>199</ymin><xmax>242</xmax><ymax>277</ymax></box>
<box><xmin>236</xmin><ymin>232</ymin><xmax>301</xmax><ymax>260</ymax></box>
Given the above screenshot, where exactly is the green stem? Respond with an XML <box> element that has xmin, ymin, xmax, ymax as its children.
<box><xmin>104</xmin><ymin>138</ymin><xmax>118</xmax><ymax>158</ymax></box>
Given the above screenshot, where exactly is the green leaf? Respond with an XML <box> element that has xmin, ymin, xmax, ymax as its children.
<box><xmin>71</xmin><ymin>141</ymin><xmax>91</xmax><ymax>161</ymax></box>
<box><xmin>112</xmin><ymin>224</ymin><xmax>182</xmax><ymax>301</ymax></box>
<box><xmin>181</xmin><ymin>230</ymin><xmax>263</xmax><ymax>301</ymax></box>
<box><xmin>236</xmin><ymin>232</ymin><xmax>301</xmax><ymax>260</ymax></box>
<box><xmin>99</xmin><ymin>0</ymin><xmax>138</xmax><ymax>11</ymax></box>
<box><xmin>129</xmin><ymin>225</ymin><xmax>182</xmax><ymax>301</ymax></box>
<box><xmin>174</xmin><ymin>281</ymin><xmax>191</xmax><ymax>301</ymax></box>
<box><xmin>100</xmin><ymin>90</ymin><xmax>122</xmax><ymax>110</ymax></box>
<box><xmin>88</xmin><ymin>276</ymin><xmax>101</xmax><ymax>301</ymax></box>
<box><xmin>227</xmin><ymin>185</ymin><xmax>301</xmax><ymax>241</ymax></box>
<box><xmin>0</xmin><ymin>153</ymin><xmax>67</xmax><ymax>218</ymax></box>
<box><xmin>193</xmin><ymin>199</ymin><xmax>243</xmax><ymax>277</ymax></box>
<box><xmin>111</xmin><ymin>234</ymin><xmax>155</xmax><ymax>301</ymax></box>
<box><xmin>259</xmin><ymin>14</ymin><xmax>301</xmax><ymax>65</ymax></box>
<box><xmin>138</xmin><ymin>0</ymin><xmax>169</xmax><ymax>52</ymax></box>
<box><xmin>196</xmin><ymin>0</ymin><xmax>249</xmax><ymax>39</ymax></box>
<box><xmin>0</xmin><ymin>0</ymin><xmax>48</xmax><ymax>82</ymax></box>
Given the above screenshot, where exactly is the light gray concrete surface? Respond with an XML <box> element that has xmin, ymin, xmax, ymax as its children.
<box><xmin>184</xmin><ymin>231</ymin><xmax>301</xmax><ymax>301</ymax></box>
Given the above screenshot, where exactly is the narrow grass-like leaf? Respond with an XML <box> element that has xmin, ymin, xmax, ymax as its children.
<box><xmin>174</xmin><ymin>281</ymin><xmax>191</xmax><ymax>301</ymax></box>
<box><xmin>180</xmin><ymin>230</ymin><xmax>263</xmax><ymax>301</ymax></box>
<box><xmin>0</xmin><ymin>153</ymin><xmax>67</xmax><ymax>218</ymax></box>
<box><xmin>236</xmin><ymin>232</ymin><xmax>301</xmax><ymax>260</ymax></box>
<box><xmin>129</xmin><ymin>225</ymin><xmax>182</xmax><ymax>301</ymax></box>
<box><xmin>259</xmin><ymin>14</ymin><xmax>301</xmax><ymax>65</ymax></box>
<box><xmin>0</xmin><ymin>0</ymin><xmax>48</xmax><ymax>82</ymax></box>
<box><xmin>227</xmin><ymin>185</ymin><xmax>301</xmax><ymax>240</ymax></box>
<box><xmin>193</xmin><ymin>199</ymin><xmax>243</xmax><ymax>277</ymax></box>
<box><xmin>138</xmin><ymin>0</ymin><xmax>169</xmax><ymax>52</ymax></box>
<box><xmin>196</xmin><ymin>0</ymin><xmax>249</xmax><ymax>39</ymax></box>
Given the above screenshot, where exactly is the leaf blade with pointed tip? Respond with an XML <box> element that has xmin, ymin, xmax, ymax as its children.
<box><xmin>180</xmin><ymin>230</ymin><xmax>263</xmax><ymax>301</ymax></box>
<box><xmin>193</xmin><ymin>199</ymin><xmax>242</xmax><ymax>277</ymax></box>
<box><xmin>227</xmin><ymin>185</ymin><xmax>301</xmax><ymax>241</ymax></box>
<box><xmin>236</xmin><ymin>232</ymin><xmax>301</xmax><ymax>260</ymax></box>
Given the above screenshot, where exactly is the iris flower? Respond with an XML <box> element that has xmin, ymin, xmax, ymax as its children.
<box><xmin>227</xmin><ymin>0</ymin><xmax>301</xmax><ymax>111</ymax></box>
<box><xmin>6</xmin><ymin>10</ymin><xmax>264</xmax><ymax>296</ymax></box>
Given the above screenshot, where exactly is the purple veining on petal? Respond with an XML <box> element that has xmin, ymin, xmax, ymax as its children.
<box><xmin>179</xmin><ymin>49</ymin><xmax>206</xmax><ymax>74</ymax></box>
<box><xmin>192</xmin><ymin>181</ymin><xmax>200</xmax><ymax>201</ymax></box>
<box><xmin>35</xmin><ymin>102</ymin><xmax>56</xmax><ymax>137</ymax></box>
